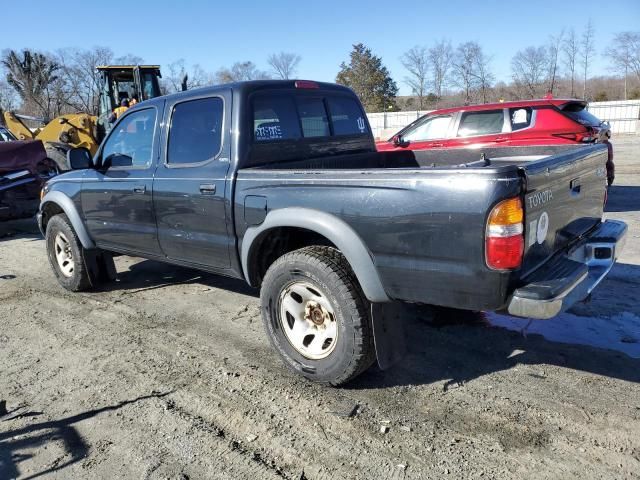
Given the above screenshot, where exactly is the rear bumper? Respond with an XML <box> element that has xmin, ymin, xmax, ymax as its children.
<box><xmin>506</xmin><ymin>220</ymin><xmax>627</xmax><ymax>319</ymax></box>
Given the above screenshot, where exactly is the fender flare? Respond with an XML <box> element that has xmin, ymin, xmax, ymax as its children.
<box><xmin>40</xmin><ymin>191</ymin><xmax>95</xmax><ymax>249</ymax></box>
<box><xmin>241</xmin><ymin>207</ymin><xmax>390</xmax><ymax>303</ymax></box>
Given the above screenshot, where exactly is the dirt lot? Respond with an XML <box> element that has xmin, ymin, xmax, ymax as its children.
<box><xmin>1</xmin><ymin>138</ymin><xmax>639</xmax><ymax>479</ymax></box>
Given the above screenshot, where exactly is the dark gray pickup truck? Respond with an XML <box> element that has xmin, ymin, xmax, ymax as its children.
<box><xmin>38</xmin><ymin>80</ymin><xmax>627</xmax><ymax>385</ymax></box>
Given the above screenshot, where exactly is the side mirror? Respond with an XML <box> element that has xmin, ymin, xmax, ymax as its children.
<box><xmin>67</xmin><ymin>147</ymin><xmax>93</xmax><ymax>170</ymax></box>
<box><xmin>392</xmin><ymin>135</ymin><xmax>409</xmax><ymax>147</ymax></box>
<box><xmin>101</xmin><ymin>153</ymin><xmax>133</xmax><ymax>170</ymax></box>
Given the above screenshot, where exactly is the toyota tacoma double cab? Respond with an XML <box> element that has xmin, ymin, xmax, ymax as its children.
<box><xmin>38</xmin><ymin>80</ymin><xmax>626</xmax><ymax>385</ymax></box>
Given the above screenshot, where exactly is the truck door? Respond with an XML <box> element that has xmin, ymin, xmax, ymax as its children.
<box><xmin>82</xmin><ymin>105</ymin><xmax>162</xmax><ymax>255</ymax></box>
<box><xmin>153</xmin><ymin>92</ymin><xmax>232</xmax><ymax>269</ymax></box>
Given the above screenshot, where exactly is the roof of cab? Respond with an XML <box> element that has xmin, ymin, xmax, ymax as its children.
<box><xmin>144</xmin><ymin>79</ymin><xmax>355</xmax><ymax>106</ymax></box>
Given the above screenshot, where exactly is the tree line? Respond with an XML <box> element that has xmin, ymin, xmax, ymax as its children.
<box><xmin>1</xmin><ymin>23</ymin><xmax>639</xmax><ymax>119</ymax></box>
<box><xmin>0</xmin><ymin>49</ymin><xmax>302</xmax><ymax>119</ymax></box>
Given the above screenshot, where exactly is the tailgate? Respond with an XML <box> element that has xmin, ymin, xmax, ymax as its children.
<box><xmin>520</xmin><ymin>145</ymin><xmax>608</xmax><ymax>274</ymax></box>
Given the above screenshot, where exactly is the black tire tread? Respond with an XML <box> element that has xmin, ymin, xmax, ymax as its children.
<box><xmin>261</xmin><ymin>246</ymin><xmax>376</xmax><ymax>386</ymax></box>
<box><xmin>45</xmin><ymin>214</ymin><xmax>93</xmax><ymax>291</ymax></box>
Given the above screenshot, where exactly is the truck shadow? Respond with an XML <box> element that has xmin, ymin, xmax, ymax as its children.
<box><xmin>605</xmin><ymin>185</ymin><xmax>640</xmax><ymax>212</ymax></box>
<box><xmin>99</xmin><ymin>259</ymin><xmax>258</xmax><ymax>298</ymax></box>
<box><xmin>0</xmin><ymin>392</ymin><xmax>170</xmax><ymax>480</ymax></box>
<box><xmin>0</xmin><ymin>217</ymin><xmax>40</xmax><ymax>242</ymax></box>
<box><xmin>350</xmin><ymin>305</ymin><xmax>640</xmax><ymax>390</ymax></box>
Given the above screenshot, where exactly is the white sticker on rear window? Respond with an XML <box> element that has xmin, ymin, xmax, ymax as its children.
<box><xmin>357</xmin><ymin>117</ymin><xmax>366</xmax><ymax>133</ymax></box>
<box><xmin>255</xmin><ymin>124</ymin><xmax>283</xmax><ymax>141</ymax></box>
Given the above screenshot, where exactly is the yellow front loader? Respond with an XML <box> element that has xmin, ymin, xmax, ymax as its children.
<box><xmin>2</xmin><ymin>65</ymin><xmax>162</xmax><ymax>170</ymax></box>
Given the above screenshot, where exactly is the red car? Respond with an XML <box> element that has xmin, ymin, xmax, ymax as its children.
<box><xmin>376</xmin><ymin>98</ymin><xmax>613</xmax><ymax>181</ymax></box>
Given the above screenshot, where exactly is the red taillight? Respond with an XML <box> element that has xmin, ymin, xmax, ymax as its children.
<box><xmin>552</xmin><ymin>132</ymin><xmax>593</xmax><ymax>143</ymax></box>
<box><xmin>294</xmin><ymin>80</ymin><xmax>319</xmax><ymax>89</ymax></box>
<box><xmin>486</xmin><ymin>236</ymin><xmax>525</xmax><ymax>270</ymax></box>
<box><xmin>486</xmin><ymin>197</ymin><xmax>524</xmax><ymax>270</ymax></box>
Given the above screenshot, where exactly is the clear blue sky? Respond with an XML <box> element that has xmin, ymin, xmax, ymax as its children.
<box><xmin>3</xmin><ymin>0</ymin><xmax>639</xmax><ymax>94</ymax></box>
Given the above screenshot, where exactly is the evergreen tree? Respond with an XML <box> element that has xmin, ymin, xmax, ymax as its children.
<box><xmin>336</xmin><ymin>44</ymin><xmax>398</xmax><ymax>112</ymax></box>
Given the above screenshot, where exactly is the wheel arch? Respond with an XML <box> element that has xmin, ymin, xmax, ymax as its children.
<box><xmin>40</xmin><ymin>191</ymin><xmax>95</xmax><ymax>250</ymax></box>
<box><xmin>241</xmin><ymin>208</ymin><xmax>390</xmax><ymax>303</ymax></box>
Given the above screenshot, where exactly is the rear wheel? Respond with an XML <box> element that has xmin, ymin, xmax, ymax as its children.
<box><xmin>261</xmin><ymin>246</ymin><xmax>375</xmax><ymax>386</ymax></box>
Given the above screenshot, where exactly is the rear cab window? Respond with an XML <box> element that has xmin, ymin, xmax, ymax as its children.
<box><xmin>252</xmin><ymin>92</ymin><xmax>369</xmax><ymax>142</ymax></box>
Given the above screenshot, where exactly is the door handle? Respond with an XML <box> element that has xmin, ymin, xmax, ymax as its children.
<box><xmin>570</xmin><ymin>178</ymin><xmax>581</xmax><ymax>194</ymax></box>
<box><xmin>133</xmin><ymin>185</ymin><xmax>146</xmax><ymax>194</ymax></box>
<box><xmin>199</xmin><ymin>183</ymin><xmax>216</xmax><ymax>195</ymax></box>
<box><xmin>494</xmin><ymin>137</ymin><xmax>508</xmax><ymax>143</ymax></box>
<box><xmin>431</xmin><ymin>142</ymin><xmax>444</xmax><ymax>148</ymax></box>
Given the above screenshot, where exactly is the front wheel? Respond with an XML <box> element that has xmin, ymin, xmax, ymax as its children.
<box><xmin>45</xmin><ymin>214</ymin><xmax>93</xmax><ymax>291</ymax></box>
<box><xmin>261</xmin><ymin>246</ymin><xmax>376</xmax><ymax>386</ymax></box>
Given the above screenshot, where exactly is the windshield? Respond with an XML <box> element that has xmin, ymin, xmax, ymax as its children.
<box><xmin>0</xmin><ymin>127</ymin><xmax>17</xmax><ymax>142</ymax></box>
<box><xmin>561</xmin><ymin>102</ymin><xmax>602</xmax><ymax>126</ymax></box>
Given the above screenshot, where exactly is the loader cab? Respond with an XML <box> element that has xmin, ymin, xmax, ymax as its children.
<box><xmin>96</xmin><ymin>65</ymin><xmax>162</xmax><ymax>139</ymax></box>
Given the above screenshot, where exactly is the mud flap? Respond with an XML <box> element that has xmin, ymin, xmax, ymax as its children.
<box><xmin>84</xmin><ymin>251</ymin><xmax>117</xmax><ymax>286</ymax></box>
<box><xmin>371</xmin><ymin>303</ymin><xmax>407</xmax><ymax>370</ymax></box>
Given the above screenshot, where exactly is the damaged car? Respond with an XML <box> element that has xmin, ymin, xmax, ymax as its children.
<box><xmin>1</xmin><ymin>140</ymin><xmax>58</xmax><ymax>221</ymax></box>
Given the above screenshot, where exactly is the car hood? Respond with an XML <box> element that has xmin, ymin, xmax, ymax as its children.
<box><xmin>0</xmin><ymin>140</ymin><xmax>48</xmax><ymax>176</ymax></box>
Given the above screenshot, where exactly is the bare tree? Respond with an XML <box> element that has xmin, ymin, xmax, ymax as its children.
<box><xmin>474</xmin><ymin>48</ymin><xmax>494</xmax><ymax>103</ymax></box>
<box><xmin>580</xmin><ymin>19</ymin><xmax>596</xmax><ymax>99</ymax></box>
<box><xmin>400</xmin><ymin>46</ymin><xmax>429</xmax><ymax>109</ymax></box>
<box><xmin>451</xmin><ymin>42</ymin><xmax>478</xmax><ymax>104</ymax></box>
<box><xmin>546</xmin><ymin>30</ymin><xmax>564</xmax><ymax>94</ymax></box>
<box><xmin>0</xmin><ymin>79</ymin><xmax>19</xmax><ymax>116</ymax></box>
<box><xmin>511</xmin><ymin>46</ymin><xmax>549</xmax><ymax>98</ymax></box>
<box><xmin>215</xmin><ymin>61</ymin><xmax>270</xmax><ymax>84</ymax></box>
<box><xmin>2</xmin><ymin>49</ymin><xmax>60</xmax><ymax>118</ymax></box>
<box><xmin>428</xmin><ymin>40</ymin><xmax>453</xmax><ymax>104</ymax></box>
<box><xmin>562</xmin><ymin>29</ymin><xmax>579</xmax><ymax>97</ymax></box>
<box><xmin>113</xmin><ymin>54</ymin><xmax>144</xmax><ymax>65</ymax></box>
<box><xmin>606</xmin><ymin>31</ymin><xmax>640</xmax><ymax>99</ymax></box>
<box><xmin>451</xmin><ymin>42</ymin><xmax>490</xmax><ymax>104</ymax></box>
<box><xmin>267</xmin><ymin>52</ymin><xmax>301</xmax><ymax>80</ymax></box>
<box><xmin>55</xmin><ymin>46</ymin><xmax>114</xmax><ymax>115</ymax></box>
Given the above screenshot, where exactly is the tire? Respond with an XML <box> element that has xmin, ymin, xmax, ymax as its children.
<box><xmin>45</xmin><ymin>214</ymin><xmax>93</xmax><ymax>291</ymax></box>
<box><xmin>45</xmin><ymin>146</ymin><xmax>70</xmax><ymax>171</ymax></box>
<box><xmin>261</xmin><ymin>246</ymin><xmax>376</xmax><ymax>386</ymax></box>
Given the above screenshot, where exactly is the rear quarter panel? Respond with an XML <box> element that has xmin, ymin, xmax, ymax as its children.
<box><xmin>235</xmin><ymin>168</ymin><xmax>523</xmax><ymax>310</ymax></box>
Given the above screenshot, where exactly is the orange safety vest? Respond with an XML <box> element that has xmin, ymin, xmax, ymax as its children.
<box><xmin>113</xmin><ymin>106</ymin><xmax>128</xmax><ymax>119</ymax></box>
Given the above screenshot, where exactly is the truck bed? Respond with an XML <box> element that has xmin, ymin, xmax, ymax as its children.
<box><xmin>245</xmin><ymin>144</ymin><xmax>590</xmax><ymax>171</ymax></box>
<box><xmin>237</xmin><ymin>143</ymin><xmax>608</xmax><ymax>310</ymax></box>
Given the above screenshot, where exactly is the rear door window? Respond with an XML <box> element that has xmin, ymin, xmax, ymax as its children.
<box><xmin>510</xmin><ymin>107</ymin><xmax>533</xmax><ymax>131</ymax></box>
<box><xmin>457</xmin><ymin>110</ymin><xmax>505</xmax><ymax>137</ymax></box>
<box><xmin>168</xmin><ymin>97</ymin><xmax>224</xmax><ymax>165</ymax></box>
<box><xmin>254</xmin><ymin>96</ymin><xmax>301</xmax><ymax>141</ymax></box>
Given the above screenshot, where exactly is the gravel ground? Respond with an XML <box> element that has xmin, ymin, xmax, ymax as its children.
<box><xmin>1</xmin><ymin>137</ymin><xmax>639</xmax><ymax>479</ymax></box>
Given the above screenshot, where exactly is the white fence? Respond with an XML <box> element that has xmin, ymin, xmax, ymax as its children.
<box><xmin>586</xmin><ymin>100</ymin><xmax>640</xmax><ymax>135</ymax></box>
<box><xmin>367</xmin><ymin>100</ymin><xmax>640</xmax><ymax>140</ymax></box>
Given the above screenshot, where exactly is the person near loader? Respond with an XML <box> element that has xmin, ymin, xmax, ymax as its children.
<box><xmin>109</xmin><ymin>99</ymin><xmax>130</xmax><ymax>124</ymax></box>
